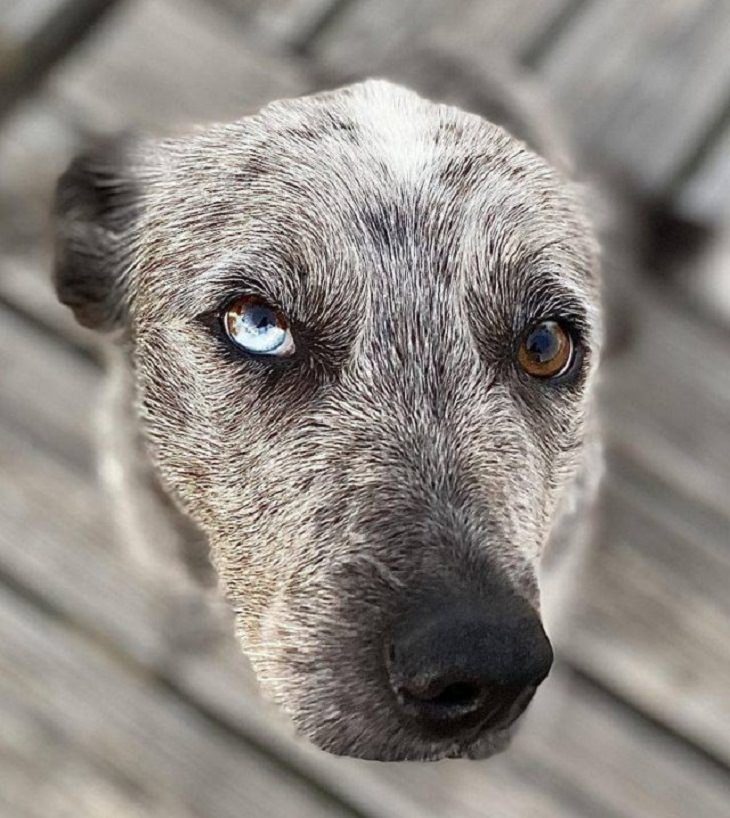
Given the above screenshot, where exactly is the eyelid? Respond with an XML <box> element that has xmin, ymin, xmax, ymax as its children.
<box><xmin>189</xmin><ymin>253</ymin><xmax>298</xmax><ymax>317</ymax></box>
<box><xmin>516</xmin><ymin>276</ymin><xmax>591</xmax><ymax>328</ymax></box>
<box><xmin>524</xmin><ymin>312</ymin><xmax>587</xmax><ymax>343</ymax></box>
<box><xmin>218</xmin><ymin>286</ymin><xmax>287</xmax><ymax>316</ymax></box>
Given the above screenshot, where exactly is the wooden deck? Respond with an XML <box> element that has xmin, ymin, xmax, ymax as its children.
<box><xmin>1</xmin><ymin>1</ymin><xmax>729</xmax><ymax>815</ymax></box>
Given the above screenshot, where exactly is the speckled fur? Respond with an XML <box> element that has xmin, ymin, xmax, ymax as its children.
<box><xmin>53</xmin><ymin>80</ymin><xmax>602</xmax><ymax>761</ymax></box>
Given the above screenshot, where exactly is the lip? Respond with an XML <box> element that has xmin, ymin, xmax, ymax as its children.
<box><xmin>447</xmin><ymin>724</ymin><xmax>515</xmax><ymax>760</ymax></box>
<box><xmin>406</xmin><ymin>717</ymin><xmax>516</xmax><ymax>761</ymax></box>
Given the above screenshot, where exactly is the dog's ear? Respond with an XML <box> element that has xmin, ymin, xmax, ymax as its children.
<box><xmin>53</xmin><ymin>136</ymin><xmax>144</xmax><ymax>332</ymax></box>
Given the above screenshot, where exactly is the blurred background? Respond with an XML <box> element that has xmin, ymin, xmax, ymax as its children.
<box><xmin>1</xmin><ymin>1</ymin><xmax>729</xmax><ymax>816</ymax></box>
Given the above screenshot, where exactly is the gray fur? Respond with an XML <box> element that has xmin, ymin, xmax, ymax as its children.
<box><xmin>53</xmin><ymin>80</ymin><xmax>602</xmax><ymax>761</ymax></box>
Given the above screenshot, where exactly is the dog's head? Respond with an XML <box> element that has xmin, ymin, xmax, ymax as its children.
<box><xmin>54</xmin><ymin>81</ymin><xmax>601</xmax><ymax>760</ymax></box>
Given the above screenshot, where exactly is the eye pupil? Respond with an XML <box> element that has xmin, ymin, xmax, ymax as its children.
<box><xmin>249</xmin><ymin>306</ymin><xmax>275</xmax><ymax>331</ymax></box>
<box><xmin>526</xmin><ymin>325</ymin><xmax>560</xmax><ymax>362</ymax></box>
<box><xmin>518</xmin><ymin>320</ymin><xmax>573</xmax><ymax>379</ymax></box>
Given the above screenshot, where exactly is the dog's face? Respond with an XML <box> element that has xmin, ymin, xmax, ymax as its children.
<box><xmin>54</xmin><ymin>81</ymin><xmax>601</xmax><ymax>760</ymax></box>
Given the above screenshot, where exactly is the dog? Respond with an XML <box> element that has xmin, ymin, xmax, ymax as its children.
<box><xmin>53</xmin><ymin>79</ymin><xmax>603</xmax><ymax>761</ymax></box>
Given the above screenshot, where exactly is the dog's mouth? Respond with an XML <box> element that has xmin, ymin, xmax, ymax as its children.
<box><xmin>446</xmin><ymin>721</ymin><xmax>517</xmax><ymax>760</ymax></box>
<box><xmin>315</xmin><ymin>712</ymin><xmax>520</xmax><ymax>762</ymax></box>
<box><xmin>289</xmin><ymin>669</ymin><xmax>537</xmax><ymax>762</ymax></box>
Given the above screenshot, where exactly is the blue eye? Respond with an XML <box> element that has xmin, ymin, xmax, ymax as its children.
<box><xmin>223</xmin><ymin>295</ymin><xmax>295</xmax><ymax>357</ymax></box>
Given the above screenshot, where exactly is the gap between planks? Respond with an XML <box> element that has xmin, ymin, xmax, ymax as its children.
<box><xmin>2</xmin><ymin>303</ymin><xmax>730</xmax><ymax>817</ymax></box>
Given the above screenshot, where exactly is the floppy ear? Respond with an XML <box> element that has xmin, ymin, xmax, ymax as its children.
<box><xmin>53</xmin><ymin>137</ymin><xmax>143</xmax><ymax>332</ymax></box>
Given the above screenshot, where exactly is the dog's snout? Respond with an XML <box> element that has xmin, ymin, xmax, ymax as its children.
<box><xmin>386</xmin><ymin>600</ymin><xmax>553</xmax><ymax>734</ymax></box>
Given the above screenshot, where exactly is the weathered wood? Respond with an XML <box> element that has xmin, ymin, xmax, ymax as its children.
<box><xmin>2</xmin><ymin>302</ymin><xmax>730</xmax><ymax>815</ymax></box>
<box><xmin>677</xmin><ymin>228</ymin><xmax>730</xmax><ymax>321</ymax></box>
<box><xmin>538</xmin><ymin>0</ymin><xmax>730</xmax><ymax>198</ymax></box>
<box><xmin>677</xmin><ymin>121</ymin><xmax>730</xmax><ymax>224</ymax></box>
<box><xmin>206</xmin><ymin>0</ymin><xmax>344</xmax><ymax>51</ymax></box>
<box><xmin>0</xmin><ymin>694</ymin><xmax>184</xmax><ymax>818</ymax></box>
<box><xmin>519</xmin><ymin>669</ymin><xmax>730</xmax><ymax>818</ymax></box>
<box><xmin>0</xmin><ymin>584</ymin><xmax>354</xmax><ymax>818</ymax></box>
<box><xmin>563</xmin><ymin>459</ymin><xmax>730</xmax><ymax>764</ymax></box>
<box><xmin>313</xmin><ymin>0</ymin><xmax>576</xmax><ymax>76</ymax></box>
<box><xmin>46</xmin><ymin>0</ymin><xmax>312</xmax><ymax>132</ymax></box>
<box><xmin>3</xmin><ymin>409</ymin><xmax>726</xmax><ymax>818</ymax></box>
<box><xmin>600</xmin><ymin>286</ymin><xmax>730</xmax><ymax>513</ymax></box>
<box><xmin>0</xmin><ymin>0</ymin><xmax>118</xmax><ymax>119</ymax></box>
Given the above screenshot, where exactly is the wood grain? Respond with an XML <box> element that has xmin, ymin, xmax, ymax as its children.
<box><xmin>0</xmin><ymin>0</ymin><xmax>118</xmax><ymax>119</ymax></box>
<box><xmin>538</xmin><ymin>0</ymin><xmax>730</xmax><ymax>196</ymax></box>
<box><xmin>2</xmin><ymin>298</ymin><xmax>729</xmax><ymax>815</ymax></box>
<box><xmin>677</xmin><ymin>121</ymin><xmax>730</xmax><ymax>224</ymax></box>
<box><xmin>207</xmin><ymin>0</ymin><xmax>344</xmax><ymax>51</ymax></box>
<box><xmin>313</xmin><ymin>0</ymin><xmax>576</xmax><ymax>75</ymax></box>
<box><xmin>0</xmin><ymin>583</ymin><xmax>354</xmax><ymax>818</ymax></box>
<box><xmin>2</xmin><ymin>0</ymin><xmax>730</xmax><ymax>812</ymax></box>
<box><xmin>47</xmin><ymin>0</ymin><xmax>311</xmax><ymax>132</ymax></box>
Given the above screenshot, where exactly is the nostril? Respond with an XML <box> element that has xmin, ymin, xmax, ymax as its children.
<box><xmin>400</xmin><ymin>679</ymin><xmax>484</xmax><ymax>709</ymax></box>
<box><xmin>396</xmin><ymin>677</ymin><xmax>489</xmax><ymax>724</ymax></box>
<box><xmin>431</xmin><ymin>681</ymin><xmax>481</xmax><ymax>708</ymax></box>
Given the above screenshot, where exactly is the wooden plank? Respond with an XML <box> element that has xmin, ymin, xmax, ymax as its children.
<box><xmin>0</xmin><ymin>318</ymin><xmax>586</xmax><ymax>818</ymax></box>
<box><xmin>0</xmin><ymin>309</ymin><xmax>99</xmax><ymax>472</ymax></box>
<box><xmin>4</xmin><ymin>420</ymin><xmax>726</xmax><ymax>818</ymax></box>
<box><xmin>601</xmin><ymin>286</ymin><xmax>730</xmax><ymax>515</ymax></box>
<box><xmin>313</xmin><ymin>0</ymin><xmax>576</xmax><ymax>76</ymax></box>
<box><xmin>519</xmin><ymin>670</ymin><xmax>730</xmax><ymax>818</ymax></box>
<box><xmin>678</xmin><ymin>228</ymin><xmax>730</xmax><ymax>322</ymax></box>
<box><xmin>564</xmin><ymin>460</ymin><xmax>730</xmax><ymax>764</ymax></box>
<box><xmin>538</xmin><ymin>0</ymin><xmax>730</xmax><ymax>197</ymax></box>
<box><xmin>206</xmin><ymin>0</ymin><xmax>344</xmax><ymax>51</ymax></box>
<box><xmin>0</xmin><ymin>694</ymin><xmax>179</xmax><ymax>818</ymax></box>
<box><xmin>677</xmin><ymin>121</ymin><xmax>730</xmax><ymax>225</ymax></box>
<box><xmin>0</xmin><ymin>585</ymin><xmax>353</xmax><ymax>818</ymax></box>
<box><xmin>45</xmin><ymin>0</ymin><xmax>312</xmax><ymax>132</ymax></box>
<box><xmin>0</xmin><ymin>0</ymin><xmax>118</xmax><ymax>119</ymax></box>
<box><xmin>442</xmin><ymin>0</ymin><xmax>580</xmax><ymax>63</ymax></box>
<box><xmin>2</xmin><ymin>305</ymin><xmax>730</xmax><ymax>815</ymax></box>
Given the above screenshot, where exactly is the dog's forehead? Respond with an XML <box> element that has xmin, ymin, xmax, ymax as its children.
<box><xmin>241</xmin><ymin>81</ymin><xmax>577</xmax><ymax>227</ymax></box>
<box><xmin>137</xmin><ymin>81</ymin><xmax>597</xmax><ymax>315</ymax></box>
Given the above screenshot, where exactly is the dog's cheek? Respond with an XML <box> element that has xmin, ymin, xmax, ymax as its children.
<box><xmin>198</xmin><ymin>405</ymin><xmax>332</xmax><ymax>620</ymax></box>
<box><xmin>131</xmin><ymin>325</ymin><xmax>223</xmax><ymax>521</ymax></box>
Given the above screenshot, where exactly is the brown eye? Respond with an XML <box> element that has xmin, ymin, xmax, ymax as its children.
<box><xmin>223</xmin><ymin>295</ymin><xmax>294</xmax><ymax>357</ymax></box>
<box><xmin>517</xmin><ymin>320</ymin><xmax>574</xmax><ymax>379</ymax></box>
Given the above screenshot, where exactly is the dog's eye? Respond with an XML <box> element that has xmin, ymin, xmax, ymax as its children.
<box><xmin>517</xmin><ymin>320</ymin><xmax>574</xmax><ymax>379</ymax></box>
<box><xmin>223</xmin><ymin>295</ymin><xmax>295</xmax><ymax>357</ymax></box>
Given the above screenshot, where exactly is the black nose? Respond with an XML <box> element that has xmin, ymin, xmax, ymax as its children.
<box><xmin>386</xmin><ymin>600</ymin><xmax>553</xmax><ymax>734</ymax></box>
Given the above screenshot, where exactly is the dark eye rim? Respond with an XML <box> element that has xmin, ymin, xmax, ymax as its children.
<box><xmin>515</xmin><ymin>317</ymin><xmax>583</xmax><ymax>383</ymax></box>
